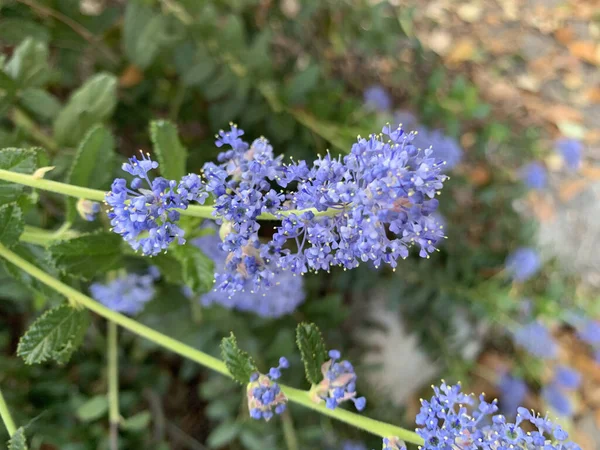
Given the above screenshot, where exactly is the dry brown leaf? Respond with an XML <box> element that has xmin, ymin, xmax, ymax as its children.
<box><xmin>542</xmin><ymin>104</ymin><xmax>584</xmax><ymax>124</ymax></box>
<box><xmin>467</xmin><ymin>166</ymin><xmax>491</xmax><ymax>186</ymax></box>
<box><xmin>529</xmin><ymin>193</ymin><xmax>555</xmax><ymax>222</ymax></box>
<box><xmin>555</xmin><ymin>27</ymin><xmax>575</xmax><ymax>45</ymax></box>
<box><xmin>119</xmin><ymin>64</ymin><xmax>144</xmax><ymax>88</ymax></box>
<box><xmin>445</xmin><ymin>38</ymin><xmax>476</xmax><ymax>64</ymax></box>
<box><xmin>558</xmin><ymin>179</ymin><xmax>589</xmax><ymax>202</ymax></box>
<box><xmin>585</xmin><ymin>87</ymin><xmax>600</xmax><ymax>104</ymax></box>
<box><xmin>568</xmin><ymin>41</ymin><xmax>600</xmax><ymax>65</ymax></box>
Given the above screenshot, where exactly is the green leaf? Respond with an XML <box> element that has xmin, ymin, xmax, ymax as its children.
<box><xmin>53</xmin><ymin>73</ymin><xmax>117</xmax><ymax>147</ymax></box>
<box><xmin>123</xmin><ymin>3</ymin><xmax>166</xmax><ymax>69</ymax></box>
<box><xmin>19</xmin><ymin>88</ymin><xmax>61</xmax><ymax>121</ymax></box>
<box><xmin>121</xmin><ymin>411</ymin><xmax>152</xmax><ymax>431</ymax></box>
<box><xmin>0</xmin><ymin>148</ymin><xmax>38</xmax><ymax>206</ymax></box>
<box><xmin>149</xmin><ymin>120</ymin><xmax>187</xmax><ymax>180</ymax></box>
<box><xmin>17</xmin><ymin>304</ymin><xmax>90</xmax><ymax>365</ymax></box>
<box><xmin>49</xmin><ymin>233</ymin><xmax>123</xmax><ymax>280</ymax></box>
<box><xmin>8</xmin><ymin>427</ymin><xmax>28</xmax><ymax>450</ymax></box>
<box><xmin>220</xmin><ymin>332</ymin><xmax>257</xmax><ymax>385</ymax></box>
<box><xmin>207</xmin><ymin>420</ymin><xmax>241</xmax><ymax>448</ymax></box>
<box><xmin>76</xmin><ymin>395</ymin><xmax>108</xmax><ymax>422</ymax></box>
<box><xmin>149</xmin><ymin>253</ymin><xmax>183</xmax><ymax>285</ymax></box>
<box><xmin>172</xmin><ymin>244</ymin><xmax>214</xmax><ymax>296</ymax></box>
<box><xmin>65</xmin><ymin>125</ymin><xmax>115</xmax><ymax>221</ymax></box>
<box><xmin>0</xmin><ymin>203</ymin><xmax>23</xmax><ymax>247</ymax></box>
<box><xmin>4</xmin><ymin>38</ymin><xmax>49</xmax><ymax>89</ymax></box>
<box><xmin>296</xmin><ymin>322</ymin><xmax>327</xmax><ymax>385</ymax></box>
<box><xmin>285</xmin><ymin>65</ymin><xmax>320</xmax><ymax>105</ymax></box>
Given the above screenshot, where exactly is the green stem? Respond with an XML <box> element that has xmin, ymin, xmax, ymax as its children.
<box><xmin>20</xmin><ymin>225</ymin><xmax>79</xmax><ymax>246</ymax></box>
<box><xmin>0</xmin><ymin>242</ymin><xmax>423</xmax><ymax>445</ymax></box>
<box><xmin>0</xmin><ymin>169</ymin><xmax>340</xmax><ymax>220</ymax></box>
<box><xmin>108</xmin><ymin>321</ymin><xmax>119</xmax><ymax>450</ymax></box>
<box><xmin>11</xmin><ymin>108</ymin><xmax>59</xmax><ymax>153</ymax></box>
<box><xmin>281</xmin><ymin>410</ymin><xmax>299</xmax><ymax>450</ymax></box>
<box><xmin>0</xmin><ymin>387</ymin><xmax>17</xmax><ymax>437</ymax></box>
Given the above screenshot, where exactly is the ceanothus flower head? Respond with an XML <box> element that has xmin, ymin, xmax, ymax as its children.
<box><xmin>190</xmin><ymin>228</ymin><xmax>305</xmax><ymax>318</ymax></box>
<box><xmin>364</xmin><ymin>85</ymin><xmax>392</xmax><ymax>112</ymax></box>
<box><xmin>106</xmin><ymin>152</ymin><xmax>207</xmax><ymax>256</ymax></box>
<box><xmin>247</xmin><ymin>357</ymin><xmax>289</xmax><ymax>421</ymax></box>
<box><xmin>497</xmin><ymin>373</ymin><xmax>527</xmax><ymax>416</ymax></box>
<box><xmin>505</xmin><ymin>247</ymin><xmax>541</xmax><ymax>282</ymax></box>
<box><xmin>520</xmin><ymin>162</ymin><xmax>547</xmax><ymax>190</ymax></box>
<box><xmin>311</xmin><ymin>350</ymin><xmax>366</xmax><ymax>411</ymax></box>
<box><xmin>553</xmin><ymin>366</ymin><xmax>581</xmax><ymax>390</ymax></box>
<box><xmin>556</xmin><ymin>138</ymin><xmax>583</xmax><ymax>171</ymax></box>
<box><xmin>382</xmin><ymin>437</ymin><xmax>406</xmax><ymax>450</ymax></box>
<box><xmin>90</xmin><ymin>271</ymin><xmax>156</xmax><ymax>315</ymax></box>
<box><xmin>411</xmin><ymin>126</ymin><xmax>463</xmax><ymax>171</ymax></box>
<box><xmin>577</xmin><ymin>318</ymin><xmax>600</xmax><ymax>346</ymax></box>
<box><xmin>542</xmin><ymin>383</ymin><xmax>573</xmax><ymax>417</ymax></box>
<box><xmin>416</xmin><ymin>381</ymin><xmax>582</xmax><ymax>449</ymax></box>
<box><xmin>513</xmin><ymin>321</ymin><xmax>558</xmax><ymax>359</ymax></box>
<box><xmin>341</xmin><ymin>440</ymin><xmax>368</xmax><ymax>450</ymax></box>
<box><xmin>76</xmin><ymin>199</ymin><xmax>101</xmax><ymax>221</ymax></box>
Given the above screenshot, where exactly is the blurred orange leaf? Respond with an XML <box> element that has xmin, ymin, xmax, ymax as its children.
<box><xmin>119</xmin><ymin>65</ymin><xmax>144</xmax><ymax>88</ymax></box>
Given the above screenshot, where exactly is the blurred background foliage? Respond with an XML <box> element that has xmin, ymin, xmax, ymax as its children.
<box><xmin>0</xmin><ymin>0</ymin><xmax>595</xmax><ymax>449</ymax></box>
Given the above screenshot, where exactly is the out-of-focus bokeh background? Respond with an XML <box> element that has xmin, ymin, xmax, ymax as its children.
<box><xmin>0</xmin><ymin>0</ymin><xmax>599</xmax><ymax>449</ymax></box>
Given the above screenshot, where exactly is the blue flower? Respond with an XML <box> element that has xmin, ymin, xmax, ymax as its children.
<box><xmin>505</xmin><ymin>247</ymin><xmax>541</xmax><ymax>282</ymax></box>
<box><xmin>556</xmin><ymin>138</ymin><xmax>583</xmax><ymax>171</ymax></box>
<box><xmin>341</xmin><ymin>441</ymin><xmax>367</xmax><ymax>450</ymax></box>
<box><xmin>106</xmin><ymin>152</ymin><xmax>207</xmax><ymax>256</ymax></box>
<box><xmin>520</xmin><ymin>162</ymin><xmax>547</xmax><ymax>190</ymax></box>
<box><xmin>76</xmin><ymin>199</ymin><xmax>101</xmax><ymax>221</ymax></box>
<box><xmin>411</xmin><ymin>126</ymin><xmax>463</xmax><ymax>171</ymax></box>
<box><xmin>513</xmin><ymin>321</ymin><xmax>558</xmax><ymax>359</ymax></box>
<box><xmin>364</xmin><ymin>85</ymin><xmax>392</xmax><ymax>112</ymax></box>
<box><xmin>189</xmin><ymin>228</ymin><xmax>306</xmax><ymax>318</ymax></box>
<box><xmin>577</xmin><ymin>319</ymin><xmax>600</xmax><ymax>346</ymax></box>
<box><xmin>542</xmin><ymin>383</ymin><xmax>573</xmax><ymax>416</ymax></box>
<box><xmin>497</xmin><ymin>373</ymin><xmax>527</xmax><ymax>416</ymax></box>
<box><xmin>415</xmin><ymin>382</ymin><xmax>581</xmax><ymax>449</ymax></box>
<box><xmin>311</xmin><ymin>350</ymin><xmax>366</xmax><ymax>411</ymax></box>
<box><xmin>247</xmin><ymin>357</ymin><xmax>289</xmax><ymax>421</ymax></box>
<box><xmin>553</xmin><ymin>365</ymin><xmax>581</xmax><ymax>390</ymax></box>
<box><xmin>381</xmin><ymin>437</ymin><xmax>406</xmax><ymax>450</ymax></box>
<box><xmin>90</xmin><ymin>272</ymin><xmax>155</xmax><ymax>315</ymax></box>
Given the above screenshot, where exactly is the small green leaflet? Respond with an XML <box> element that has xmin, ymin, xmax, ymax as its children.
<box><xmin>172</xmin><ymin>244</ymin><xmax>214</xmax><ymax>295</ymax></box>
<box><xmin>0</xmin><ymin>148</ymin><xmax>39</xmax><ymax>206</ymax></box>
<box><xmin>150</xmin><ymin>120</ymin><xmax>188</xmax><ymax>181</ymax></box>
<box><xmin>49</xmin><ymin>232</ymin><xmax>123</xmax><ymax>280</ymax></box>
<box><xmin>17</xmin><ymin>304</ymin><xmax>90</xmax><ymax>365</ymax></box>
<box><xmin>0</xmin><ymin>203</ymin><xmax>24</xmax><ymax>247</ymax></box>
<box><xmin>4</xmin><ymin>38</ymin><xmax>49</xmax><ymax>89</ymax></box>
<box><xmin>207</xmin><ymin>420</ymin><xmax>241</xmax><ymax>448</ymax></box>
<box><xmin>220</xmin><ymin>332</ymin><xmax>257</xmax><ymax>385</ymax></box>
<box><xmin>76</xmin><ymin>395</ymin><xmax>108</xmax><ymax>422</ymax></box>
<box><xmin>65</xmin><ymin>125</ymin><xmax>115</xmax><ymax>222</ymax></box>
<box><xmin>123</xmin><ymin>3</ymin><xmax>167</xmax><ymax>69</ymax></box>
<box><xmin>296</xmin><ymin>322</ymin><xmax>327</xmax><ymax>385</ymax></box>
<box><xmin>53</xmin><ymin>73</ymin><xmax>117</xmax><ymax>147</ymax></box>
<box><xmin>8</xmin><ymin>427</ymin><xmax>28</xmax><ymax>450</ymax></box>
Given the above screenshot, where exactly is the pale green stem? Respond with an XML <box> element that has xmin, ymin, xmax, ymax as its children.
<box><xmin>0</xmin><ymin>169</ymin><xmax>340</xmax><ymax>220</ymax></box>
<box><xmin>108</xmin><ymin>321</ymin><xmax>119</xmax><ymax>450</ymax></box>
<box><xmin>0</xmin><ymin>242</ymin><xmax>423</xmax><ymax>445</ymax></box>
<box><xmin>20</xmin><ymin>224</ymin><xmax>79</xmax><ymax>246</ymax></box>
<box><xmin>10</xmin><ymin>108</ymin><xmax>59</xmax><ymax>153</ymax></box>
<box><xmin>0</xmin><ymin>387</ymin><xmax>17</xmax><ymax>437</ymax></box>
<box><xmin>281</xmin><ymin>410</ymin><xmax>299</xmax><ymax>450</ymax></box>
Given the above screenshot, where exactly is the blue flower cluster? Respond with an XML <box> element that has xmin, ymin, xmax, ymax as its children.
<box><xmin>189</xmin><ymin>228</ymin><xmax>306</xmax><ymax>318</ymax></box>
<box><xmin>556</xmin><ymin>138</ymin><xmax>583</xmax><ymax>171</ymax></box>
<box><xmin>106</xmin><ymin>152</ymin><xmax>207</xmax><ymax>256</ymax></box>
<box><xmin>513</xmin><ymin>320</ymin><xmax>558</xmax><ymax>359</ymax></box>
<box><xmin>311</xmin><ymin>350</ymin><xmax>366</xmax><ymax>411</ymax></box>
<box><xmin>205</xmin><ymin>124</ymin><xmax>447</xmax><ymax>294</ymax></box>
<box><xmin>90</xmin><ymin>271</ymin><xmax>157</xmax><ymax>315</ymax></box>
<box><xmin>364</xmin><ymin>85</ymin><xmax>392</xmax><ymax>112</ymax></box>
<box><xmin>246</xmin><ymin>357</ymin><xmax>289</xmax><ymax>421</ymax></box>
<box><xmin>497</xmin><ymin>373</ymin><xmax>528</xmax><ymax>416</ymax></box>
<box><xmin>542</xmin><ymin>365</ymin><xmax>581</xmax><ymax>416</ymax></box>
<box><xmin>520</xmin><ymin>162</ymin><xmax>547</xmax><ymax>190</ymax></box>
<box><xmin>505</xmin><ymin>247</ymin><xmax>541</xmax><ymax>282</ymax></box>
<box><xmin>341</xmin><ymin>440</ymin><xmax>368</xmax><ymax>450</ymax></box>
<box><xmin>411</xmin><ymin>381</ymin><xmax>581</xmax><ymax>450</ymax></box>
<box><xmin>382</xmin><ymin>437</ymin><xmax>406</xmax><ymax>450</ymax></box>
<box><xmin>76</xmin><ymin>199</ymin><xmax>101</xmax><ymax>221</ymax></box>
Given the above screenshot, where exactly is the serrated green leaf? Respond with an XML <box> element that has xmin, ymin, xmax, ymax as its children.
<box><xmin>0</xmin><ymin>203</ymin><xmax>23</xmax><ymax>247</ymax></box>
<box><xmin>207</xmin><ymin>420</ymin><xmax>241</xmax><ymax>448</ymax></box>
<box><xmin>149</xmin><ymin>120</ymin><xmax>187</xmax><ymax>180</ymax></box>
<box><xmin>0</xmin><ymin>148</ymin><xmax>38</xmax><ymax>206</ymax></box>
<box><xmin>49</xmin><ymin>232</ymin><xmax>123</xmax><ymax>280</ymax></box>
<box><xmin>53</xmin><ymin>73</ymin><xmax>117</xmax><ymax>147</ymax></box>
<box><xmin>19</xmin><ymin>88</ymin><xmax>61</xmax><ymax>121</ymax></box>
<box><xmin>65</xmin><ymin>125</ymin><xmax>115</xmax><ymax>221</ymax></box>
<box><xmin>8</xmin><ymin>427</ymin><xmax>28</xmax><ymax>450</ymax></box>
<box><xmin>76</xmin><ymin>395</ymin><xmax>108</xmax><ymax>422</ymax></box>
<box><xmin>220</xmin><ymin>332</ymin><xmax>257</xmax><ymax>384</ymax></box>
<box><xmin>121</xmin><ymin>411</ymin><xmax>151</xmax><ymax>431</ymax></box>
<box><xmin>123</xmin><ymin>3</ymin><xmax>166</xmax><ymax>69</ymax></box>
<box><xmin>17</xmin><ymin>304</ymin><xmax>90</xmax><ymax>365</ymax></box>
<box><xmin>4</xmin><ymin>38</ymin><xmax>49</xmax><ymax>89</ymax></box>
<box><xmin>296</xmin><ymin>322</ymin><xmax>327</xmax><ymax>385</ymax></box>
<box><xmin>172</xmin><ymin>244</ymin><xmax>214</xmax><ymax>296</ymax></box>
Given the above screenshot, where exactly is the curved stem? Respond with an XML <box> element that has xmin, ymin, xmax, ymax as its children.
<box><xmin>20</xmin><ymin>225</ymin><xmax>79</xmax><ymax>246</ymax></box>
<box><xmin>108</xmin><ymin>321</ymin><xmax>119</xmax><ymax>450</ymax></box>
<box><xmin>281</xmin><ymin>410</ymin><xmax>299</xmax><ymax>450</ymax></box>
<box><xmin>0</xmin><ymin>387</ymin><xmax>17</xmax><ymax>437</ymax></box>
<box><xmin>11</xmin><ymin>109</ymin><xmax>59</xmax><ymax>153</ymax></box>
<box><xmin>0</xmin><ymin>242</ymin><xmax>423</xmax><ymax>445</ymax></box>
<box><xmin>0</xmin><ymin>169</ymin><xmax>340</xmax><ymax>220</ymax></box>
